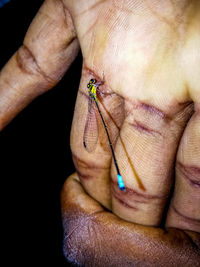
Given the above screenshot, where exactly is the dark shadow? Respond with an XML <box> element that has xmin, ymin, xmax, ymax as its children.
<box><xmin>0</xmin><ymin>1</ymin><xmax>82</xmax><ymax>265</ymax></box>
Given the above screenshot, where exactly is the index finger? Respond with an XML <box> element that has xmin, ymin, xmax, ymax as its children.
<box><xmin>0</xmin><ymin>0</ymin><xmax>79</xmax><ymax>130</ymax></box>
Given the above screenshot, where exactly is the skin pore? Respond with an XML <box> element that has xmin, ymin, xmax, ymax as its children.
<box><xmin>0</xmin><ymin>0</ymin><xmax>199</xmax><ymax>265</ymax></box>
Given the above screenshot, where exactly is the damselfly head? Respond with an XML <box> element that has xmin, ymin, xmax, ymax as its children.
<box><xmin>87</xmin><ymin>79</ymin><xmax>96</xmax><ymax>88</ymax></box>
<box><xmin>90</xmin><ymin>79</ymin><xmax>96</xmax><ymax>84</ymax></box>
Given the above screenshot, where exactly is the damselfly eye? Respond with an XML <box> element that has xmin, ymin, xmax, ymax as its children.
<box><xmin>90</xmin><ymin>79</ymin><xmax>95</xmax><ymax>83</ymax></box>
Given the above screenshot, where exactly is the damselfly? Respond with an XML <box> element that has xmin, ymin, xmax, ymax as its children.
<box><xmin>83</xmin><ymin>78</ymin><xmax>126</xmax><ymax>191</ymax></box>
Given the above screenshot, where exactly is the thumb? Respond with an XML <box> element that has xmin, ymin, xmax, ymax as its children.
<box><xmin>61</xmin><ymin>173</ymin><xmax>200</xmax><ymax>266</ymax></box>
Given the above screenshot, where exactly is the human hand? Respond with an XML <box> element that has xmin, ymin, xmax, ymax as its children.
<box><xmin>65</xmin><ymin>0</ymin><xmax>200</xmax><ymax>265</ymax></box>
<box><xmin>0</xmin><ymin>0</ymin><xmax>199</xmax><ymax>266</ymax></box>
<box><xmin>69</xmin><ymin>0</ymin><xmax>200</xmax><ymax>228</ymax></box>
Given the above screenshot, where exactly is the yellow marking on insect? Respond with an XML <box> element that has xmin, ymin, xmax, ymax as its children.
<box><xmin>87</xmin><ymin>79</ymin><xmax>97</xmax><ymax>102</ymax></box>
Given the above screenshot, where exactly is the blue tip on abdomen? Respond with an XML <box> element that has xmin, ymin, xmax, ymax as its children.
<box><xmin>117</xmin><ymin>174</ymin><xmax>126</xmax><ymax>191</ymax></box>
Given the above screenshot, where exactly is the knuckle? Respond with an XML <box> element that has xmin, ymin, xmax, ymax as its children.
<box><xmin>16</xmin><ymin>44</ymin><xmax>39</xmax><ymax>75</ymax></box>
<box><xmin>16</xmin><ymin>44</ymin><xmax>55</xmax><ymax>84</ymax></box>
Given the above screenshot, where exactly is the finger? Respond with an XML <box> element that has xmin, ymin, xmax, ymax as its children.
<box><xmin>111</xmin><ymin>96</ymin><xmax>194</xmax><ymax>226</ymax></box>
<box><xmin>166</xmin><ymin>107</ymin><xmax>200</xmax><ymax>232</ymax></box>
<box><xmin>0</xmin><ymin>0</ymin><xmax>79</xmax><ymax>130</ymax></box>
<box><xmin>61</xmin><ymin>174</ymin><xmax>200</xmax><ymax>266</ymax></box>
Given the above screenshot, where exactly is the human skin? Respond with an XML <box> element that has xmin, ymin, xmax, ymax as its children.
<box><xmin>0</xmin><ymin>0</ymin><xmax>200</xmax><ymax>266</ymax></box>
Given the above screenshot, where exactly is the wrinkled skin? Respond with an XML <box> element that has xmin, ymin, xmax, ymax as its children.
<box><xmin>0</xmin><ymin>0</ymin><xmax>200</xmax><ymax>266</ymax></box>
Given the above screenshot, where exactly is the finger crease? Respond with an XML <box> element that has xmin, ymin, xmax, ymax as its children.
<box><xmin>131</xmin><ymin>119</ymin><xmax>162</xmax><ymax>136</ymax></box>
<box><xmin>16</xmin><ymin>44</ymin><xmax>55</xmax><ymax>84</ymax></box>
<box><xmin>112</xmin><ymin>189</ymin><xmax>138</xmax><ymax>210</ymax></box>
<box><xmin>72</xmin><ymin>153</ymin><xmax>109</xmax><ymax>180</ymax></box>
<box><xmin>76</xmin><ymin>169</ymin><xmax>94</xmax><ymax>180</ymax></box>
<box><xmin>111</xmin><ymin>180</ymin><xmax>168</xmax><ymax>209</ymax></box>
<box><xmin>73</xmin><ymin>153</ymin><xmax>108</xmax><ymax>170</ymax></box>
<box><xmin>139</xmin><ymin>102</ymin><xmax>168</xmax><ymax>120</ymax></box>
<box><xmin>177</xmin><ymin>162</ymin><xmax>200</xmax><ymax>188</ymax></box>
<box><xmin>172</xmin><ymin>205</ymin><xmax>200</xmax><ymax>224</ymax></box>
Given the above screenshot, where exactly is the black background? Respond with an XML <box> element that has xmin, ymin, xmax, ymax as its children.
<box><xmin>0</xmin><ymin>0</ymin><xmax>82</xmax><ymax>265</ymax></box>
